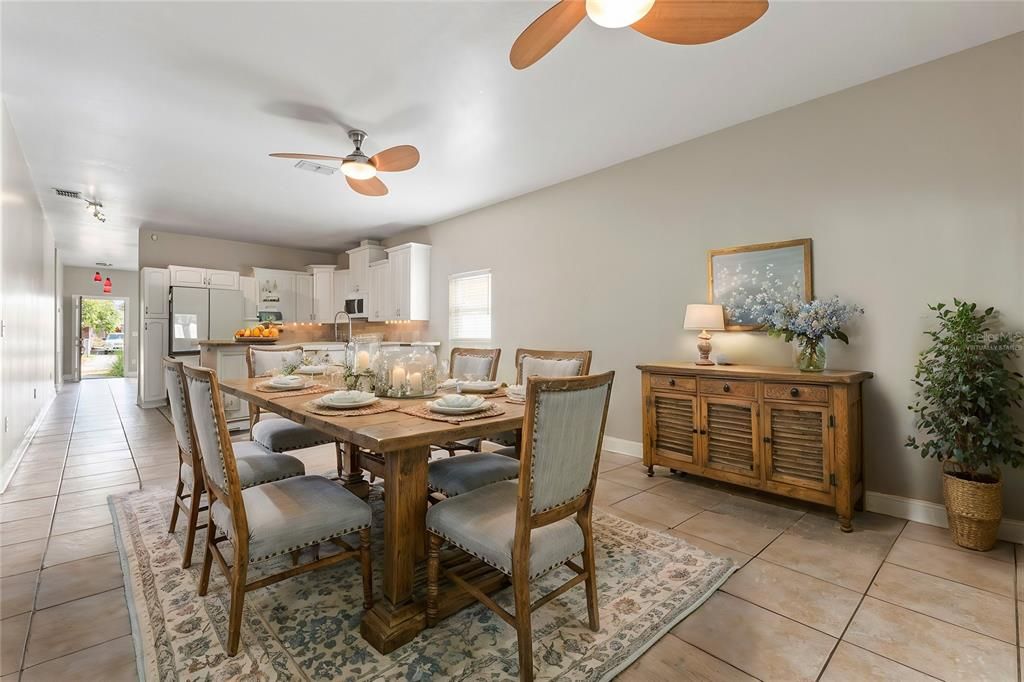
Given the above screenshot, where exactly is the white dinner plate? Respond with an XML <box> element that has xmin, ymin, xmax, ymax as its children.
<box><xmin>316</xmin><ymin>395</ymin><xmax>379</xmax><ymax>409</ymax></box>
<box><xmin>296</xmin><ymin>365</ymin><xmax>328</xmax><ymax>375</ymax></box>
<box><xmin>428</xmin><ymin>400</ymin><xmax>490</xmax><ymax>415</ymax></box>
<box><xmin>458</xmin><ymin>381</ymin><xmax>500</xmax><ymax>394</ymax></box>
<box><xmin>263</xmin><ymin>379</ymin><xmax>313</xmax><ymax>390</ymax></box>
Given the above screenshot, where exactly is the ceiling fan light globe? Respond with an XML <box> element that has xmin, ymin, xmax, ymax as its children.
<box><xmin>341</xmin><ymin>160</ymin><xmax>377</xmax><ymax>180</ymax></box>
<box><xmin>585</xmin><ymin>0</ymin><xmax>655</xmax><ymax>28</ymax></box>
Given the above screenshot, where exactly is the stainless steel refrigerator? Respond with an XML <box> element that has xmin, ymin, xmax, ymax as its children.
<box><xmin>168</xmin><ymin>286</ymin><xmax>244</xmax><ymax>355</ymax></box>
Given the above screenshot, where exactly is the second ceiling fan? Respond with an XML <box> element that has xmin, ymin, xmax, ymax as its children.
<box><xmin>510</xmin><ymin>0</ymin><xmax>769</xmax><ymax>70</ymax></box>
<box><xmin>270</xmin><ymin>129</ymin><xmax>419</xmax><ymax>197</ymax></box>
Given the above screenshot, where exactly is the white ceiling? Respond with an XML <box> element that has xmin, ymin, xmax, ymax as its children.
<box><xmin>3</xmin><ymin>2</ymin><xmax>1022</xmax><ymax>269</ymax></box>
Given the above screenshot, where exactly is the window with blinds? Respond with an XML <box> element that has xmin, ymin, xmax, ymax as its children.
<box><xmin>449</xmin><ymin>270</ymin><xmax>491</xmax><ymax>342</ymax></box>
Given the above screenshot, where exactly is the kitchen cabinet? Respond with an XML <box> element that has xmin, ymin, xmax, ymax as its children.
<box><xmin>240</xmin><ymin>276</ymin><xmax>258</xmax><ymax>321</ymax></box>
<box><xmin>639</xmin><ymin>364</ymin><xmax>872</xmax><ymax>531</ymax></box>
<box><xmin>368</xmin><ymin>260</ymin><xmax>391</xmax><ymax>322</ymax></box>
<box><xmin>346</xmin><ymin>241</ymin><xmax>387</xmax><ymax>295</ymax></box>
<box><xmin>307</xmin><ymin>265</ymin><xmax>336</xmax><ymax>322</ymax></box>
<box><xmin>333</xmin><ymin>270</ymin><xmax>349</xmax><ymax>310</ymax></box>
<box><xmin>168</xmin><ymin>265</ymin><xmax>239</xmax><ymax>290</ymax></box>
<box><xmin>139</xmin><ymin>318</ymin><xmax>169</xmax><ymax>407</ymax></box>
<box><xmin>385</xmin><ymin>243</ymin><xmax>431</xmax><ymax>321</ymax></box>
<box><xmin>295</xmin><ymin>274</ymin><xmax>314</xmax><ymax>322</ymax></box>
<box><xmin>141</xmin><ymin>267</ymin><xmax>170</xmax><ymax>318</ymax></box>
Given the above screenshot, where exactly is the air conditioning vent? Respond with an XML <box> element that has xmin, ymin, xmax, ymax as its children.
<box><xmin>53</xmin><ymin>188</ymin><xmax>82</xmax><ymax>199</ymax></box>
<box><xmin>294</xmin><ymin>160</ymin><xmax>337</xmax><ymax>176</ymax></box>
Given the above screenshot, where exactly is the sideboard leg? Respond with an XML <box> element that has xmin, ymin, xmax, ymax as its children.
<box><xmin>838</xmin><ymin>515</ymin><xmax>853</xmax><ymax>533</ymax></box>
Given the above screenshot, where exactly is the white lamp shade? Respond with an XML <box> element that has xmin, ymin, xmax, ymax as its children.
<box><xmin>684</xmin><ymin>304</ymin><xmax>725</xmax><ymax>331</ymax></box>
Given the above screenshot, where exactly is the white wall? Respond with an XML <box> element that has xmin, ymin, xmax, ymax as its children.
<box><xmin>62</xmin><ymin>266</ymin><xmax>140</xmax><ymax>377</ymax></box>
<box><xmin>1</xmin><ymin>99</ymin><xmax>58</xmax><ymax>488</ymax></box>
<box><xmin>138</xmin><ymin>228</ymin><xmax>338</xmax><ymax>272</ymax></box>
<box><xmin>387</xmin><ymin>34</ymin><xmax>1024</xmax><ymax>518</ymax></box>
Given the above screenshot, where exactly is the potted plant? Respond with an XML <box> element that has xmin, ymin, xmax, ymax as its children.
<box><xmin>906</xmin><ymin>300</ymin><xmax>1024</xmax><ymax>551</ymax></box>
<box><xmin>752</xmin><ymin>295</ymin><xmax>863</xmax><ymax>372</ymax></box>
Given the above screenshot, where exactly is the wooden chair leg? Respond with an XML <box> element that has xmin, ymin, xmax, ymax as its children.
<box><xmin>226</xmin><ymin>562</ymin><xmax>248</xmax><ymax>656</ymax></box>
<box><xmin>289</xmin><ymin>549</ymin><xmax>301</xmax><ymax>566</ymax></box>
<box><xmin>168</xmin><ymin>479</ymin><xmax>184</xmax><ymax>533</ymax></box>
<box><xmin>360</xmin><ymin>528</ymin><xmax>373</xmax><ymax>610</ymax></box>
<box><xmin>579</xmin><ymin>513</ymin><xmax>600</xmax><ymax>632</ymax></box>
<box><xmin>426</xmin><ymin>533</ymin><xmax>442</xmax><ymax>626</ymax></box>
<box><xmin>512</xmin><ymin>563</ymin><xmax>534</xmax><ymax>682</ymax></box>
<box><xmin>181</xmin><ymin>488</ymin><xmax>202</xmax><ymax>569</ymax></box>
<box><xmin>197</xmin><ymin>516</ymin><xmax>215</xmax><ymax>596</ymax></box>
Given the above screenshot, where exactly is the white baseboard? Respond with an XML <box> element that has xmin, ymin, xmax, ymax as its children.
<box><xmin>865</xmin><ymin>490</ymin><xmax>1024</xmax><ymax>544</ymax></box>
<box><xmin>1</xmin><ymin>389</ymin><xmax>57</xmax><ymax>493</ymax></box>
<box><xmin>603</xmin><ymin>436</ymin><xmax>643</xmax><ymax>458</ymax></box>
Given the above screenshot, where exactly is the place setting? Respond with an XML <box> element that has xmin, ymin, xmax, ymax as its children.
<box><xmin>438</xmin><ymin>376</ymin><xmax>506</xmax><ymax>398</ymax></box>
<box><xmin>254</xmin><ymin>373</ymin><xmax>329</xmax><ymax>397</ymax></box>
<box><xmin>302</xmin><ymin>389</ymin><xmax>400</xmax><ymax>416</ymax></box>
<box><xmin>399</xmin><ymin>391</ymin><xmax>506</xmax><ymax>423</ymax></box>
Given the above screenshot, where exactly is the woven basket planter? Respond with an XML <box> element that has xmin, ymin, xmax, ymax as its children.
<box><xmin>942</xmin><ymin>467</ymin><xmax>1002</xmax><ymax>552</ymax></box>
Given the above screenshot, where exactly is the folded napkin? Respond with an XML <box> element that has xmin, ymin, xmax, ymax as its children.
<box><xmin>436</xmin><ymin>394</ymin><xmax>485</xmax><ymax>409</ymax></box>
<box><xmin>270</xmin><ymin>375</ymin><xmax>305</xmax><ymax>387</ymax></box>
<box><xmin>322</xmin><ymin>390</ymin><xmax>374</xmax><ymax>405</ymax></box>
<box><xmin>506</xmin><ymin>384</ymin><xmax>526</xmax><ymax>398</ymax></box>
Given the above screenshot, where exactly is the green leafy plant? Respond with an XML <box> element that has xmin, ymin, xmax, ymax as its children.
<box><xmin>108</xmin><ymin>350</ymin><xmax>125</xmax><ymax>378</ymax></box>
<box><xmin>81</xmin><ymin>299</ymin><xmax>121</xmax><ymax>336</ymax></box>
<box><xmin>906</xmin><ymin>300</ymin><xmax>1024</xmax><ymax>482</ymax></box>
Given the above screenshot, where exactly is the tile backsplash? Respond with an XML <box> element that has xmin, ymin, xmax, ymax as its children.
<box><xmin>275</xmin><ymin>320</ymin><xmax>430</xmax><ymax>344</ymax></box>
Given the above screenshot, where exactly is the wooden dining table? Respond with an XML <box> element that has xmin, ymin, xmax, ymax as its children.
<box><xmin>218</xmin><ymin>377</ymin><xmax>525</xmax><ymax>653</ymax></box>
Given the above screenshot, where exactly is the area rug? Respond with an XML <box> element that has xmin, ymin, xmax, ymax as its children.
<box><xmin>110</xmin><ymin>486</ymin><xmax>736</xmax><ymax>681</ymax></box>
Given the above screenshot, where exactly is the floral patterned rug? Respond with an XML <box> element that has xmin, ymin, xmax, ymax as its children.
<box><xmin>110</xmin><ymin>486</ymin><xmax>735</xmax><ymax>681</ymax></box>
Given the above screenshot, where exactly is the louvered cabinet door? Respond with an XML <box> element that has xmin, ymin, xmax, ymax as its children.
<box><xmin>700</xmin><ymin>397</ymin><xmax>760</xmax><ymax>480</ymax></box>
<box><xmin>650</xmin><ymin>392</ymin><xmax>698</xmax><ymax>466</ymax></box>
<box><xmin>764</xmin><ymin>403</ymin><xmax>832</xmax><ymax>493</ymax></box>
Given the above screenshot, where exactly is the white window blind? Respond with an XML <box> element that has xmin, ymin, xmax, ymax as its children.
<box><xmin>449</xmin><ymin>270</ymin><xmax>491</xmax><ymax>342</ymax></box>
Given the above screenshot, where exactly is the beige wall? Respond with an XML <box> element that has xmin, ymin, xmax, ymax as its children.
<box><xmin>138</xmin><ymin>229</ymin><xmax>338</xmax><ymax>272</ymax></box>
<box><xmin>387</xmin><ymin>34</ymin><xmax>1024</xmax><ymax>517</ymax></box>
<box><xmin>61</xmin><ymin>266</ymin><xmax>140</xmax><ymax>377</ymax></box>
<box><xmin>1</xmin><ymin>99</ymin><xmax>57</xmax><ymax>488</ymax></box>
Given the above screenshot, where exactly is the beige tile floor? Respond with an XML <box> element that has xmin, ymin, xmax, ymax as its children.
<box><xmin>2</xmin><ymin>378</ymin><xmax>1022</xmax><ymax>681</ymax></box>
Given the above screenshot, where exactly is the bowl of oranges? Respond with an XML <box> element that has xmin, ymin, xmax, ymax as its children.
<box><xmin>235</xmin><ymin>325</ymin><xmax>279</xmax><ymax>343</ymax></box>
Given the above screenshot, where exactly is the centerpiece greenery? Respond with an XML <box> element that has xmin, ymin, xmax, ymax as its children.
<box><xmin>751</xmin><ymin>295</ymin><xmax>863</xmax><ymax>372</ymax></box>
<box><xmin>906</xmin><ymin>300</ymin><xmax>1024</xmax><ymax>550</ymax></box>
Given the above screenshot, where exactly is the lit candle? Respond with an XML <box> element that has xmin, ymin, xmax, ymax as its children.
<box><xmin>355</xmin><ymin>350</ymin><xmax>370</xmax><ymax>371</ymax></box>
<box><xmin>392</xmin><ymin>365</ymin><xmax>407</xmax><ymax>388</ymax></box>
<box><xmin>409</xmin><ymin>372</ymin><xmax>423</xmax><ymax>392</ymax></box>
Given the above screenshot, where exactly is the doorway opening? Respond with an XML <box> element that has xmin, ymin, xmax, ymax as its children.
<box><xmin>79</xmin><ymin>297</ymin><xmax>127</xmax><ymax>379</ymax></box>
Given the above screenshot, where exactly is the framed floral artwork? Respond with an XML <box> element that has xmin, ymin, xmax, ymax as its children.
<box><xmin>707</xmin><ymin>238</ymin><xmax>813</xmax><ymax>331</ymax></box>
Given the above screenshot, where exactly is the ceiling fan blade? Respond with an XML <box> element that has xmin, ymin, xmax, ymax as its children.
<box><xmin>269</xmin><ymin>153</ymin><xmax>347</xmax><ymax>161</ymax></box>
<box><xmin>630</xmin><ymin>0</ymin><xmax>769</xmax><ymax>45</ymax></box>
<box><xmin>346</xmin><ymin>175</ymin><xmax>389</xmax><ymax>197</ymax></box>
<box><xmin>370</xmin><ymin>145</ymin><xmax>420</xmax><ymax>173</ymax></box>
<box><xmin>510</xmin><ymin>0</ymin><xmax>587</xmax><ymax>70</ymax></box>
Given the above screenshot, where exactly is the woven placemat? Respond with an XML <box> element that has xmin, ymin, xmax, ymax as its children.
<box><xmin>398</xmin><ymin>401</ymin><xmax>506</xmax><ymax>423</ymax></box>
<box><xmin>438</xmin><ymin>387</ymin><xmax>507</xmax><ymax>399</ymax></box>
<box><xmin>254</xmin><ymin>382</ymin><xmax>331</xmax><ymax>397</ymax></box>
<box><xmin>301</xmin><ymin>399</ymin><xmax>401</xmax><ymax>417</ymax></box>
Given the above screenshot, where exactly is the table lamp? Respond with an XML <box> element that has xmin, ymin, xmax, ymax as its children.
<box><xmin>684</xmin><ymin>304</ymin><xmax>725</xmax><ymax>366</ymax></box>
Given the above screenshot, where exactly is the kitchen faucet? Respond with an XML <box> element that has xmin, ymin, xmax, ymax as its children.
<box><xmin>333</xmin><ymin>310</ymin><xmax>353</xmax><ymax>344</ymax></box>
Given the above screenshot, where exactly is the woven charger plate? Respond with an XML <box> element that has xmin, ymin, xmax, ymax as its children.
<box><xmin>301</xmin><ymin>399</ymin><xmax>401</xmax><ymax>417</ymax></box>
<box><xmin>399</xmin><ymin>401</ymin><xmax>506</xmax><ymax>423</ymax></box>
<box><xmin>439</xmin><ymin>387</ymin><xmax>507</xmax><ymax>399</ymax></box>
<box><xmin>255</xmin><ymin>382</ymin><xmax>330</xmax><ymax>397</ymax></box>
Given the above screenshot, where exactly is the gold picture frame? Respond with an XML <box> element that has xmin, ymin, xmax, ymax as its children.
<box><xmin>707</xmin><ymin>238</ymin><xmax>813</xmax><ymax>331</ymax></box>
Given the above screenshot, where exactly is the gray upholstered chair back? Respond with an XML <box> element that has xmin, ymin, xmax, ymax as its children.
<box><xmin>451</xmin><ymin>352</ymin><xmax>497</xmax><ymax>380</ymax></box>
<box><xmin>185</xmin><ymin>368</ymin><xmax>233</xmax><ymax>491</ymax></box>
<box><xmin>248</xmin><ymin>345</ymin><xmax>304</xmax><ymax>378</ymax></box>
<box><xmin>525</xmin><ymin>372</ymin><xmax>614</xmax><ymax>514</ymax></box>
<box><xmin>163</xmin><ymin>358</ymin><xmax>193</xmax><ymax>456</ymax></box>
<box><xmin>515</xmin><ymin>349</ymin><xmax>592</xmax><ymax>384</ymax></box>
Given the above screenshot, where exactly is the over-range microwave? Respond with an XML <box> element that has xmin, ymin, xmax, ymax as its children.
<box><xmin>344</xmin><ymin>295</ymin><xmax>368</xmax><ymax>318</ymax></box>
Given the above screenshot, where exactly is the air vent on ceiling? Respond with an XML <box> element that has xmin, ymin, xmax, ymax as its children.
<box><xmin>294</xmin><ymin>160</ymin><xmax>337</xmax><ymax>176</ymax></box>
<box><xmin>53</xmin><ymin>188</ymin><xmax>82</xmax><ymax>199</ymax></box>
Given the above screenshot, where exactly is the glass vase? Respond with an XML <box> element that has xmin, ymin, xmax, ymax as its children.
<box><xmin>793</xmin><ymin>338</ymin><xmax>827</xmax><ymax>372</ymax></box>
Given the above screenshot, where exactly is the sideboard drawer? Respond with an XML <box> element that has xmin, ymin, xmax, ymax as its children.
<box><xmin>764</xmin><ymin>382</ymin><xmax>829</xmax><ymax>404</ymax></box>
<box><xmin>650</xmin><ymin>374</ymin><xmax>696</xmax><ymax>393</ymax></box>
<box><xmin>699</xmin><ymin>378</ymin><xmax>756</xmax><ymax>399</ymax></box>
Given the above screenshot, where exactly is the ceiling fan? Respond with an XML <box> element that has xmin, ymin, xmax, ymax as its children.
<box><xmin>510</xmin><ymin>0</ymin><xmax>769</xmax><ymax>70</ymax></box>
<box><xmin>270</xmin><ymin>130</ymin><xmax>419</xmax><ymax>197</ymax></box>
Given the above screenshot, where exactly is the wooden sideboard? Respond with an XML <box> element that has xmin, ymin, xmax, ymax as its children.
<box><xmin>637</xmin><ymin>363</ymin><xmax>873</xmax><ymax>531</ymax></box>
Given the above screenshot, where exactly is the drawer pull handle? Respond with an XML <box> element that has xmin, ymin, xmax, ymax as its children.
<box><xmin>722</xmin><ymin>383</ymin><xmax>731</xmax><ymax>393</ymax></box>
<box><xmin>699</xmin><ymin>428</ymin><xmax>707</xmax><ymax>435</ymax></box>
<box><xmin>692</xmin><ymin>427</ymin><xmax>698</xmax><ymax>434</ymax></box>
<box><xmin>668</xmin><ymin>378</ymin><xmax>676</xmax><ymax>386</ymax></box>
<box><xmin>790</xmin><ymin>387</ymin><xmax>800</xmax><ymax>397</ymax></box>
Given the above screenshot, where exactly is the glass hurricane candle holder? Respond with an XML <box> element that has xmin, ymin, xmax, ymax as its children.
<box><xmin>377</xmin><ymin>345</ymin><xmax>438</xmax><ymax>398</ymax></box>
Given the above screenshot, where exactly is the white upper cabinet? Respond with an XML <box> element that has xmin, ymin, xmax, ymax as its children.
<box><xmin>141</xmin><ymin>267</ymin><xmax>170</xmax><ymax>318</ymax></box>
<box><xmin>346</xmin><ymin>242</ymin><xmax>387</xmax><ymax>295</ymax></box>
<box><xmin>367</xmin><ymin>260</ymin><xmax>391</xmax><ymax>322</ymax></box>
<box><xmin>333</xmin><ymin>270</ymin><xmax>349</xmax><ymax>309</ymax></box>
<box><xmin>307</xmin><ymin>265</ymin><xmax>336</xmax><ymax>322</ymax></box>
<box><xmin>168</xmin><ymin>265</ymin><xmax>239</xmax><ymax>290</ymax></box>
<box><xmin>385</xmin><ymin>243</ymin><xmax>431</xmax><ymax>321</ymax></box>
<box><xmin>295</xmin><ymin>274</ymin><xmax>314</xmax><ymax>322</ymax></box>
<box><xmin>240</xmin><ymin>276</ymin><xmax>258</xmax><ymax>320</ymax></box>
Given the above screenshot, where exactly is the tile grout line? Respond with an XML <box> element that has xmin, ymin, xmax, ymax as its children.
<box><xmin>105</xmin><ymin>381</ymin><xmax>144</xmax><ymax>491</ymax></box>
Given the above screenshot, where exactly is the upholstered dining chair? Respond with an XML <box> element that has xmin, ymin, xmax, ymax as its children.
<box><xmin>163</xmin><ymin>357</ymin><xmax>306</xmax><ymax>568</ymax></box>
<box><xmin>426</xmin><ymin>371</ymin><xmax>615</xmax><ymax>682</ymax></box>
<box><xmin>433</xmin><ymin>347</ymin><xmax>502</xmax><ymax>458</ymax></box>
<box><xmin>245</xmin><ymin>345</ymin><xmax>335</xmax><ymax>454</ymax></box>
<box><xmin>184</xmin><ymin>364</ymin><xmax>373</xmax><ymax>656</ymax></box>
